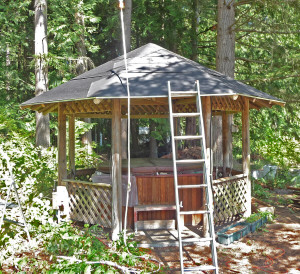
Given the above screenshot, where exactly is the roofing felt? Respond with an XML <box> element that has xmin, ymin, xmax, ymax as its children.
<box><xmin>21</xmin><ymin>43</ymin><xmax>283</xmax><ymax>106</ymax></box>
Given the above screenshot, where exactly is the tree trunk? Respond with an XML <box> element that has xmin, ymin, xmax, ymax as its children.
<box><xmin>185</xmin><ymin>0</ymin><xmax>200</xmax><ymax>148</ymax></box>
<box><xmin>35</xmin><ymin>0</ymin><xmax>50</xmax><ymax>148</ymax></box>
<box><xmin>214</xmin><ymin>0</ymin><xmax>235</xmax><ymax>176</ymax></box>
<box><xmin>6</xmin><ymin>43</ymin><xmax>10</xmax><ymax>92</ymax></box>
<box><xmin>149</xmin><ymin>119</ymin><xmax>158</xmax><ymax>158</ymax></box>
<box><xmin>75</xmin><ymin>1</ymin><xmax>94</xmax><ymax>156</ymax></box>
<box><xmin>130</xmin><ymin>119</ymin><xmax>139</xmax><ymax>157</ymax></box>
<box><xmin>121</xmin><ymin>0</ymin><xmax>132</xmax><ymax>159</ymax></box>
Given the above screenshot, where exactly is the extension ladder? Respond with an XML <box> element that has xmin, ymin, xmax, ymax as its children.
<box><xmin>0</xmin><ymin>153</ymin><xmax>31</xmax><ymax>243</ymax></box>
<box><xmin>168</xmin><ymin>80</ymin><xmax>218</xmax><ymax>273</ymax></box>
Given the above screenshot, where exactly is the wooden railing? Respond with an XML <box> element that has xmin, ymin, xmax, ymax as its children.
<box><xmin>63</xmin><ymin>179</ymin><xmax>112</xmax><ymax>228</ymax></box>
<box><xmin>212</xmin><ymin>174</ymin><xmax>248</xmax><ymax>224</ymax></box>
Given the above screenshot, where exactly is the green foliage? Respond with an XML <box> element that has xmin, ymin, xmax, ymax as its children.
<box><xmin>253</xmin><ymin>182</ymin><xmax>271</xmax><ymax>201</ymax></box>
<box><xmin>245</xmin><ymin>211</ymin><xmax>274</xmax><ymax>223</ymax></box>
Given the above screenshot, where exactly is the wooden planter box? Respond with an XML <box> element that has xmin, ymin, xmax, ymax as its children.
<box><xmin>217</xmin><ymin>222</ymin><xmax>250</xmax><ymax>245</ymax></box>
<box><xmin>248</xmin><ymin>216</ymin><xmax>268</xmax><ymax>233</ymax></box>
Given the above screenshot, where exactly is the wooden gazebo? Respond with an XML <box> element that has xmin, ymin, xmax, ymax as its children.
<box><xmin>21</xmin><ymin>43</ymin><xmax>284</xmax><ymax>239</ymax></box>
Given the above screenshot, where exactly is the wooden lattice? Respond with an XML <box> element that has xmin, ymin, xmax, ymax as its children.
<box><xmin>66</xmin><ymin>180</ymin><xmax>112</xmax><ymax>228</ymax></box>
<box><xmin>212</xmin><ymin>174</ymin><xmax>248</xmax><ymax>224</ymax></box>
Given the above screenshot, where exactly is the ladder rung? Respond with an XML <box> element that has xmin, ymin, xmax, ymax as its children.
<box><xmin>171</xmin><ymin>91</ymin><xmax>198</xmax><ymax>96</ymax></box>
<box><xmin>174</xmin><ymin>135</ymin><xmax>203</xmax><ymax>140</ymax></box>
<box><xmin>176</xmin><ymin>159</ymin><xmax>205</xmax><ymax>164</ymax></box>
<box><xmin>3</xmin><ymin>218</ymin><xmax>25</xmax><ymax>227</ymax></box>
<box><xmin>181</xmin><ymin>237</ymin><xmax>213</xmax><ymax>243</ymax></box>
<box><xmin>172</xmin><ymin>112</ymin><xmax>201</xmax><ymax>117</ymax></box>
<box><xmin>177</xmin><ymin>184</ymin><xmax>207</xmax><ymax>189</ymax></box>
<box><xmin>180</xmin><ymin>210</ymin><xmax>209</xmax><ymax>215</ymax></box>
<box><xmin>184</xmin><ymin>265</ymin><xmax>216</xmax><ymax>272</ymax></box>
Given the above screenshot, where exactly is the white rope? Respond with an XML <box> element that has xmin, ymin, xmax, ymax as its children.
<box><xmin>119</xmin><ymin>0</ymin><xmax>131</xmax><ymax>244</ymax></box>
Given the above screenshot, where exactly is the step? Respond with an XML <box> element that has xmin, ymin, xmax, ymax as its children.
<box><xmin>171</xmin><ymin>90</ymin><xmax>198</xmax><ymax>94</ymax></box>
<box><xmin>174</xmin><ymin>135</ymin><xmax>203</xmax><ymax>140</ymax></box>
<box><xmin>172</xmin><ymin>112</ymin><xmax>201</xmax><ymax>118</ymax></box>
<box><xmin>134</xmin><ymin>204</ymin><xmax>176</xmax><ymax>212</ymax></box>
<box><xmin>3</xmin><ymin>218</ymin><xmax>25</xmax><ymax>227</ymax></box>
<box><xmin>181</xmin><ymin>237</ymin><xmax>213</xmax><ymax>243</ymax></box>
<box><xmin>176</xmin><ymin>159</ymin><xmax>205</xmax><ymax>164</ymax></box>
<box><xmin>180</xmin><ymin>210</ymin><xmax>209</xmax><ymax>215</ymax></box>
<box><xmin>184</xmin><ymin>265</ymin><xmax>216</xmax><ymax>272</ymax></box>
<box><xmin>0</xmin><ymin>202</ymin><xmax>18</xmax><ymax>209</ymax></box>
<box><xmin>177</xmin><ymin>184</ymin><xmax>207</xmax><ymax>189</ymax></box>
<box><xmin>135</xmin><ymin>219</ymin><xmax>175</xmax><ymax>231</ymax></box>
<box><xmin>170</xmin><ymin>91</ymin><xmax>198</xmax><ymax>97</ymax></box>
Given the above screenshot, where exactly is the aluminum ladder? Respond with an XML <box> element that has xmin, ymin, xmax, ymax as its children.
<box><xmin>0</xmin><ymin>153</ymin><xmax>31</xmax><ymax>243</ymax></box>
<box><xmin>168</xmin><ymin>80</ymin><xmax>218</xmax><ymax>273</ymax></box>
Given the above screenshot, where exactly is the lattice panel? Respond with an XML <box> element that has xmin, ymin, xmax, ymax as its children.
<box><xmin>66</xmin><ymin>182</ymin><xmax>112</xmax><ymax>228</ymax></box>
<box><xmin>211</xmin><ymin>96</ymin><xmax>243</xmax><ymax>112</ymax></box>
<box><xmin>212</xmin><ymin>175</ymin><xmax>248</xmax><ymax>224</ymax></box>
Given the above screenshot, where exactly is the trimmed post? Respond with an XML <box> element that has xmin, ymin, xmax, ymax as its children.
<box><xmin>202</xmin><ymin>96</ymin><xmax>211</xmax><ymax>237</ymax></box>
<box><xmin>58</xmin><ymin>103</ymin><xmax>67</xmax><ymax>185</ymax></box>
<box><xmin>111</xmin><ymin>99</ymin><xmax>122</xmax><ymax>240</ymax></box>
<box><xmin>242</xmin><ymin>97</ymin><xmax>251</xmax><ymax>217</ymax></box>
<box><xmin>222</xmin><ymin>112</ymin><xmax>230</xmax><ymax>176</ymax></box>
<box><xmin>69</xmin><ymin>114</ymin><xmax>75</xmax><ymax>179</ymax></box>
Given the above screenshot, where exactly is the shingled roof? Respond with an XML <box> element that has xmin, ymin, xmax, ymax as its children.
<box><xmin>22</xmin><ymin>43</ymin><xmax>284</xmax><ymax>107</ymax></box>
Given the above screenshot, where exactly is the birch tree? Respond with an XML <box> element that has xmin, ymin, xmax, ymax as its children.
<box><xmin>35</xmin><ymin>0</ymin><xmax>50</xmax><ymax>147</ymax></box>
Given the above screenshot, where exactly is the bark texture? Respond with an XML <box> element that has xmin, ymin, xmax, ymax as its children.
<box><xmin>35</xmin><ymin>0</ymin><xmax>50</xmax><ymax>147</ymax></box>
<box><xmin>75</xmin><ymin>1</ymin><xmax>94</xmax><ymax>155</ymax></box>
<box><xmin>149</xmin><ymin>119</ymin><xmax>158</xmax><ymax>158</ymax></box>
<box><xmin>214</xmin><ymin>0</ymin><xmax>235</xmax><ymax>175</ymax></box>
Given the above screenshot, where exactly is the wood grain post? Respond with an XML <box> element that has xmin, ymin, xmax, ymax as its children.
<box><xmin>202</xmin><ymin>96</ymin><xmax>211</xmax><ymax>237</ymax></box>
<box><xmin>111</xmin><ymin>99</ymin><xmax>122</xmax><ymax>240</ymax></box>
<box><xmin>242</xmin><ymin>97</ymin><xmax>251</xmax><ymax>217</ymax></box>
<box><xmin>58</xmin><ymin>103</ymin><xmax>67</xmax><ymax>185</ymax></box>
<box><xmin>222</xmin><ymin>112</ymin><xmax>230</xmax><ymax>176</ymax></box>
<box><xmin>69</xmin><ymin>114</ymin><xmax>75</xmax><ymax>179</ymax></box>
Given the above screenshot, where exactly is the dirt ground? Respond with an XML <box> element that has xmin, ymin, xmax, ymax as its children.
<box><xmin>149</xmin><ymin>194</ymin><xmax>300</xmax><ymax>273</ymax></box>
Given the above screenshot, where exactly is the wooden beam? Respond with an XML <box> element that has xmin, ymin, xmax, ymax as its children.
<box><xmin>69</xmin><ymin>114</ymin><xmax>75</xmax><ymax>179</ymax></box>
<box><xmin>201</xmin><ymin>96</ymin><xmax>211</xmax><ymax>238</ymax></box>
<box><xmin>222</xmin><ymin>112</ymin><xmax>230</xmax><ymax>176</ymax></box>
<box><xmin>74</xmin><ymin>114</ymin><xmax>170</xmax><ymax>119</ymax></box>
<box><xmin>58</xmin><ymin>103</ymin><xmax>67</xmax><ymax>186</ymax></box>
<box><xmin>242</xmin><ymin>97</ymin><xmax>251</xmax><ymax>217</ymax></box>
<box><xmin>111</xmin><ymin>99</ymin><xmax>122</xmax><ymax>240</ymax></box>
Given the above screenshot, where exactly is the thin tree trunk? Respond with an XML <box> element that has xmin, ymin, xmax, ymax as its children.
<box><xmin>6</xmin><ymin>43</ymin><xmax>10</xmax><ymax>92</ymax></box>
<box><xmin>149</xmin><ymin>119</ymin><xmax>158</xmax><ymax>158</ymax></box>
<box><xmin>214</xmin><ymin>0</ymin><xmax>235</xmax><ymax>176</ymax></box>
<box><xmin>35</xmin><ymin>0</ymin><xmax>50</xmax><ymax>148</ymax></box>
<box><xmin>185</xmin><ymin>0</ymin><xmax>199</xmax><ymax>148</ymax></box>
<box><xmin>75</xmin><ymin>1</ymin><xmax>94</xmax><ymax>156</ymax></box>
<box><xmin>130</xmin><ymin>119</ymin><xmax>139</xmax><ymax>157</ymax></box>
<box><xmin>121</xmin><ymin>0</ymin><xmax>132</xmax><ymax>159</ymax></box>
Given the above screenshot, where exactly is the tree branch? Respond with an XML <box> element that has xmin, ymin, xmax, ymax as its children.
<box><xmin>236</xmin><ymin>29</ymin><xmax>300</xmax><ymax>34</ymax></box>
<box><xmin>234</xmin><ymin>0</ymin><xmax>253</xmax><ymax>7</ymax></box>
<box><xmin>242</xmin><ymin>74</ymin><xmax>300</xmax><ymax>82</ymax></box>
<box><xmin>236</xmin><ymin>57</ymin><xmax>270</xmax><ymax>64</ymax></box>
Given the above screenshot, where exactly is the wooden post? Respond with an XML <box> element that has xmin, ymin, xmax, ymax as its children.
<box><xmin>111</xmin><ymin>99</ymin><xmax>122</xmax><ymax>240</ymax></box>
<box><xmin>69</xmin><ymin>114</ymin><xmax>75</xmax><ymax>179</ymax></box>
<box><xmin>222</xmin><ymin>112</ymin><xmax>230</xmax><ymax>176</ymax></box>
<box><xmin>202</xmin><ymin>96</ymin><xmax>211</xmax><ymax>237</ymax></box>
<box><xmin>58</xmin><ymin>103</ymin><xmax>67</xmax><ymax>185</ymax></box>
<box><xmin>242</xmin><ymin>97</ymin><xmax>251</xmax><ymax>217</ymax></box>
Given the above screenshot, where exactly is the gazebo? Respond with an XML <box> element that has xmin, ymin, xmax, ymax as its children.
<box><xmin>21</xmin><ymin>43</ymin><xmax>284</xmax><ymax>239</ymax></box>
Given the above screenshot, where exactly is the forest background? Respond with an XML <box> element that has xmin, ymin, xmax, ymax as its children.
<box><xmin>0</xmin><ymin>0</ymin><xmax>299</xmax><ymax>271</ymax></box>
<box><xmin>0</xmin><ymin>0</ymin><xmax>299</xmax><ymax>192</ymax></box>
